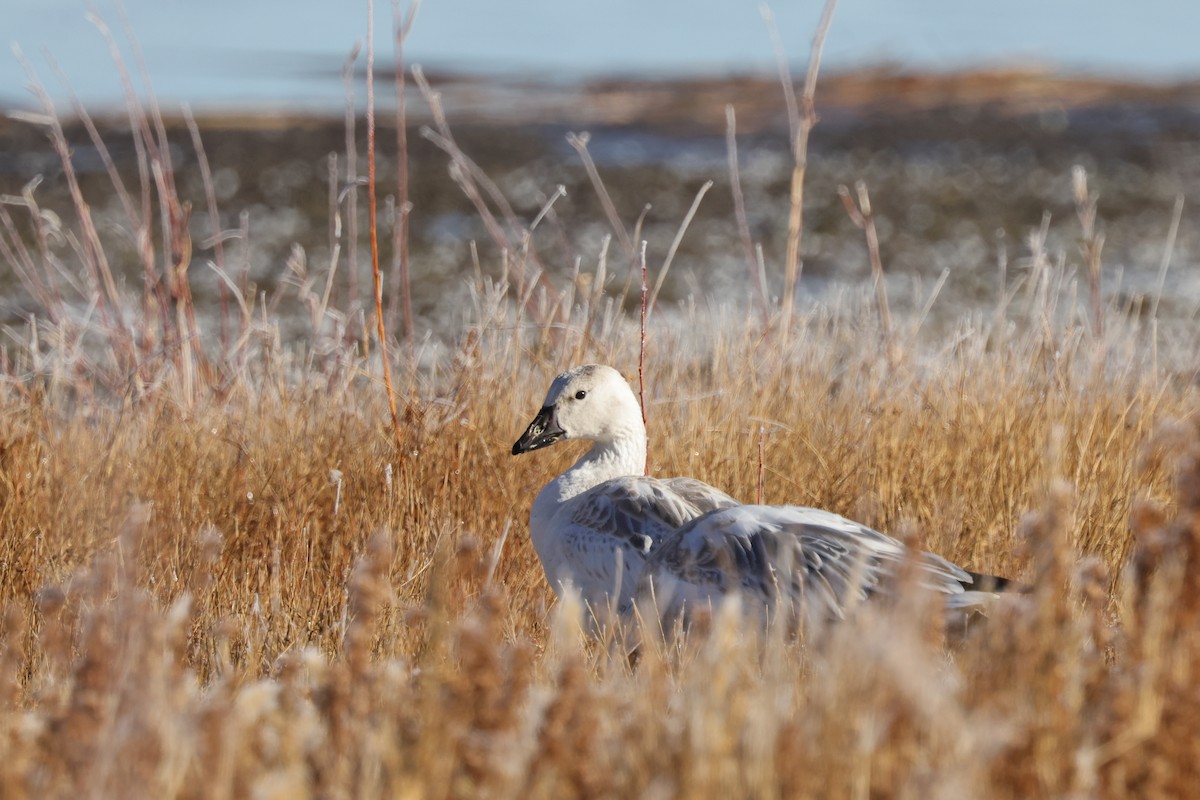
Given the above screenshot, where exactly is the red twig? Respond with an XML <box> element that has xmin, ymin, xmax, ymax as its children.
<box><xmin>367</xmin><ymin>0</ymin><xmax>403</xmax><ymax>447</ymax></box>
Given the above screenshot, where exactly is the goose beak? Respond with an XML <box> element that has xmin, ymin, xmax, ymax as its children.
<box><xmin>512</xmin><ymin>406</ymin><xmax>565</xmax><ymax>455</ymax></box>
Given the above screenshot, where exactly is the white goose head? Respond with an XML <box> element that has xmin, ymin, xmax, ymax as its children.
<box><xmin>512</xmin><ymin>364</ymin><xmax>645</xmax><ymax>455</ymax></box>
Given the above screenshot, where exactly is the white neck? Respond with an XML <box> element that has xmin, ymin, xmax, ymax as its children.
<box><xmin>530</xmin><ymin>419</ymin><xmax>647</xmax><ymax>531</ymax></box>
<box><xmin>558</xmin><ymin>434</ymin><xmax>647</xmax><ymax>500</ymax></box>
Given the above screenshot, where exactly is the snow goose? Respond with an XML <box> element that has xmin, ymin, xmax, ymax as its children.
<box><xmin>512</xmin><ymin>364</ymin><xmax>1009</xmax><ymax>629</ymax></box>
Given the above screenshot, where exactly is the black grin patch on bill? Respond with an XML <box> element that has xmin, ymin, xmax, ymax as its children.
<box><xmin>512</xmin><ymin>406</ymin><xmax>566</xmax><ymax>455</ymax></box>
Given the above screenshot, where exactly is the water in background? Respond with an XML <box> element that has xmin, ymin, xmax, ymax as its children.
<box><xmin>5</xmin><ymin>0</ymin><xmax>1200</xmax><ymax>111</ymax></box>
<box><xmin>2</xmin><ymin>2</ymin><xmax>1199</xmax><ymax>354</ymax></box>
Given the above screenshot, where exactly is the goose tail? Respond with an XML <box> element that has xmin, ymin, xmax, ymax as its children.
<box><xmin>960</xmin><ymin>569</ymin><xmax>1028</xmax><ymax>594</ymax></box>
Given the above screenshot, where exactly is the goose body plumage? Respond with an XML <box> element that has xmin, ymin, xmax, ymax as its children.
<box><xmin>512</xmin><ymin>364</ymin><xmax>1003</xmax><ymax>628</ymax></box>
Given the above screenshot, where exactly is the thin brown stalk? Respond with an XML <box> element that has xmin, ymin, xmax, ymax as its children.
<box><xmin>183</xmin><ymin>106</ymin><xmax>231</xmax><ymax>354</ymax></box>
<box><xmin>913</xmin><ymin>267</ymin><xmax>951</xmax><ymax>337</ymax></box>
<box><xmin>757</xmin><ymin>426</ymin><xmax>766</xmax><ymax>504</ymax></box>
<box><xmin>420</xmin><ymin>127</ymin><xmax>511</xmax><ymax>254</ymax></box>
<box><xmin>726</xmin><ymin>105</ymin><xmax>769</xmax><ymax>326</ymax></box>
<box><xmin>44</xmin><ymin>54</ymin><xmax>137</xmax><ymax>224</ymax></box>
<box><xmin>763</xmin><ymin>5</ymin><xmax>800</xmax><ymax>143</ymax></box>
<box><xmin>420</xmin><ymin>127</ymin><xmax>508</xmax><ymax>248</ymax></box>
<box><xmin>618</xmin><ymin>203</ymin><xmax>653</xmax><ymax>310</ymax></box>
<box><xmin>327</xmin><ymin>153</ymin><xmax>345</xmax><ymax>318</ymax></box>
<box><xmin>114</xmin><ymin>0</ymin><xmax>173</xmax><ymax>184</ymax></box>
<box><xmin>314</xmin><ymin>219</ymin><xmax>344</xmax><ymax>344</ymax></box>
<box><xmin>1023</xmin><ymin>212</ymin><xmax>1054</xmax><ymax>333</ymax></box>
<box><xmin>1150</xmin><ymin>193</ymin><xmax>1184</xmax><ymax>321</ymax></box>
<box><xmin>1071</xmin><ymin>165</ymin><xmax>1105</xmax><ymax>337</ymax></box>
<box><xmin>85</xmin><ymin>13</ymin><xmax>163</xmax><ymax>347</ymax></box>
<box><xmin>567</xmin><ymin>132</ymin><xmax>635</xmax><ymax>263</ymax></box>
<box><xmin>991</xmin><ymin>227</ymin><xmax>1012</xmax><ymax>342</ymax></box>
<box><xmin>161</xmin><ymin>179</ymin><xmax>201</xmax><ymax>401</ymax></box>
<box><xmin>392</xmin><ymin>0</ymin><xmax>421</xmax><ymax>350</ymax></box>
<box><xmin>773</xmin><ymin>0</ymin><xmax>839</xmax><ymax>333</ymax></box>
<box><xmin>413</xmin><ymin>68</ymin><xmax>548</xmax><ymax>292</ymax></box>
<box><xmin>367</xmin><ymin>0</ymin><xmax>403</xmax><ymax>448</ymax></box>
<box><xmin>114</xmin><ymin>1</ymin><xmax>182</xmax><ymax>220</ymax></box>
<box><xmin>647</xmin><ymin>180</ymin><xmax>712</xmax><ymax>319</ymax></box>
<box><xmin>236</xmin><ymin>209</ymin><xmax>252</xmax><ymax>369</ymax></box>
<box><xmin>14</xmin><ymin>50</ymin><xmax>128</xmax><ymax>368</ymax></box>
<box><xmin>529</xmin><ymin>185</ymin><xmax>567</xmax><ymax>234</ymax></box>
<box><xmin>838</xmin><ymin>181</ymin><xmax>894</xmax><ymax>362</ymax></box>
<box><xmin>114</xmin><ymin>3</ymin><xmax>204</xmax><ymax>387</ymax></box>
<box><xmin>414</xmin><ymin>72</ymin><xmax>553</xmax><ymax>313</ymax></box>
<box><xmin>93</xmin><ymin>10</ymin><xmax>208</xmax><ymax>397</ymax></box>
<box><xmin>343</xmin><ymin>42</ymin><xmax>363</xmax><ymax>317</ymax></box>
<box><xmin>418</xmin><ymin>76</ymin><xmax>527</xmax><ymax>229</ymax></box>
<box><xmin>0</xmin><ymin>189</ymin><xmax>60</xmax><ymax>318</ymax></box>
<box><xmin>639</xmin><ymin>241</ymin><xmax>648</xmax><ymax>444</ymax></box>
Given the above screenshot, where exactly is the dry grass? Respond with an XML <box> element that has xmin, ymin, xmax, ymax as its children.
<box><xmin>4</xmin><ymin>36</ymin><xmax>1200</xmax><ymax>799</ymax></box>
<box><xmin>1</xmin><ymin>264</ymin><xmax>1198</xmax><ymax>797</ymax></box>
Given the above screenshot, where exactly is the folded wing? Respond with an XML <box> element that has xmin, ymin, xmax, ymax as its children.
<box><xmin>638</xmin><ymin>504</ymin><xmax>977</xmax><ymax>624</ymax></box>
<box><xmin>549</xmin><ymin>476</ymin><xmax>741</xmax><ymax>613</ymax></box>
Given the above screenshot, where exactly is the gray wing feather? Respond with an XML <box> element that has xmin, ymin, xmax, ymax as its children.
<box><xmin>570</xmin><ymin>476</ymin><xmax>739</xmax><ymax>554</ymax></box>
<box><xmin>640</xmin><ymin>504</ymin><xmax>973</xmax><ymax>622</ymax></box>
<box><xmin>659</xmin><ymin>477</ymin><xmax>740</xmax><ymax>513</ymax></box>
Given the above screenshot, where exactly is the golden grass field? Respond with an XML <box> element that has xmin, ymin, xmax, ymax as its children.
<box><xmin>1</xmin><ymin>253</ymin><xmax>1199</xmax><ymax>797</ymax></box>
<box><xmin>3</xmin><ymin>31</ymin><xmax>1200</xmax><ymax>797</ymax></box>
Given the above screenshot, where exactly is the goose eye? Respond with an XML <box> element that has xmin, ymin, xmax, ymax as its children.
<box><xmin>574</xmin><ymin>390</ymin><xmax>587</xmax><ymax>400</ymax></box>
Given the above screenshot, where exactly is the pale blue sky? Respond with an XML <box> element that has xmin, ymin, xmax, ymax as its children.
<box><xmin>5</xmin><ymin>1</ymin><xmax>1196</xmax><ymax>111</ymax></box>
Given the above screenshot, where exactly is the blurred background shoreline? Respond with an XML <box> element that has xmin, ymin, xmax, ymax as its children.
<box><xmin>6</xmin><ymin>0</ymin><xmax>1200</xmax><ymax>113</ymax></box>
<box><xmin>3</xmin><ymin>2</ymin><xmax>1199</xmax><ymax>342</ymax></box>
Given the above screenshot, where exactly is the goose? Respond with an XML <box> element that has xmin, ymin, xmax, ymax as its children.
<box><xmin>511</xmin><ymin>364</ymin><xmax>1012</xmax><ymax>630</ymax></box>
